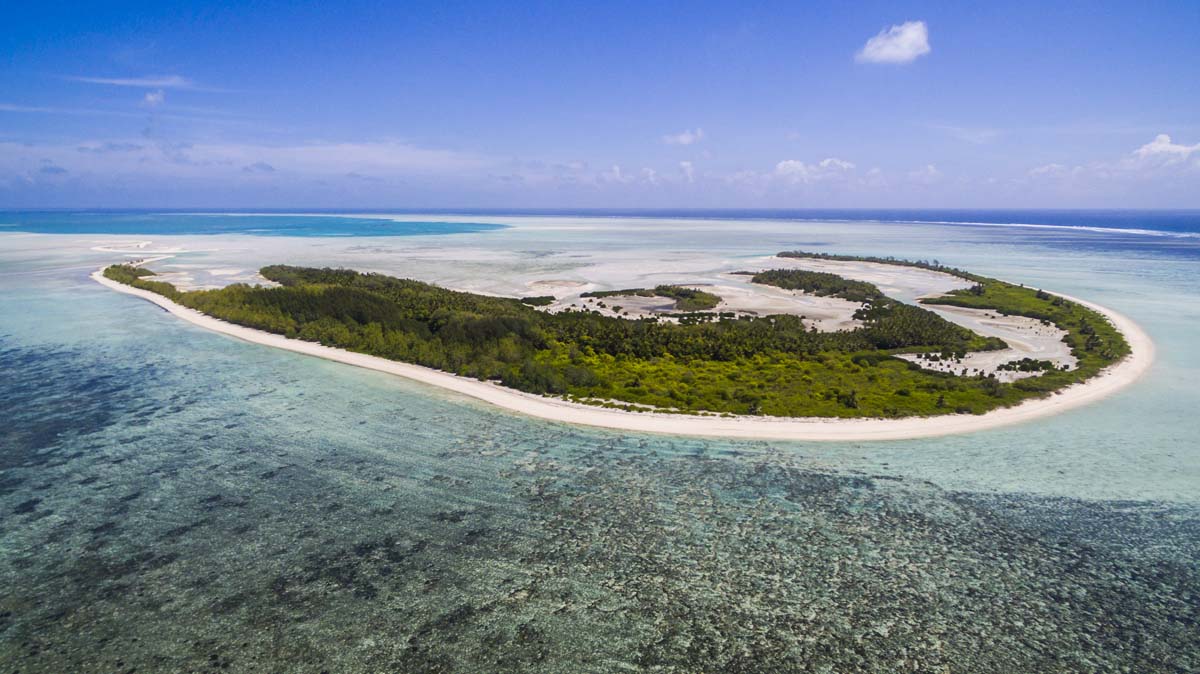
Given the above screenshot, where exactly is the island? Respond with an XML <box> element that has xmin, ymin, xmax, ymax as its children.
<box><xmin>93</xmin><ymin>252</ymin><xmax>1152</xmax><ymax>440</ymax></box>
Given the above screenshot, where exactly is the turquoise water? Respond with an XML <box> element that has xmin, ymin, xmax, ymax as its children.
<box><xmin>0</xmin><ymin>211</ymin><xmax>506</xmax><ymax>237</ymax></box>
<box><xmin>1</xmin><ymin>212</ymin><xmax>1197</xmax><ymax>672</ymax></box>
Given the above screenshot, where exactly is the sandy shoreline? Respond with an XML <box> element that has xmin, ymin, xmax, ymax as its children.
<box><xmin>92</xmin><ymin>268</ymin><xmax>1155</xmax><ymax>441</ymax></box>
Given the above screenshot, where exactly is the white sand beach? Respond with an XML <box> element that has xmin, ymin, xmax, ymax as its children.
<box><xmin>92</xmin><ymin>264</ymin><xmax>1155</xmax><ymax>442</ymax></box>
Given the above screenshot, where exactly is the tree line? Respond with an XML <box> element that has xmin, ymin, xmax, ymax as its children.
<box><xmin>102</xmin><ymin>260</ymin><xmax>1128</xmax><ymax>419</ymax></box>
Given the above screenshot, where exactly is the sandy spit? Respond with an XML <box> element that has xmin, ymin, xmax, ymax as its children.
<box><xmin>92</xmin><ymin>269</ymin><xmax>1154</xmax><ymax>442</ymax></box>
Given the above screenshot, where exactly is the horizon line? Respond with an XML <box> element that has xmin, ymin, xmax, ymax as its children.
<box><xmin>4</xmin><ymin>206</ymin><xmax>1200</xmax><ymax>213</ymax></box>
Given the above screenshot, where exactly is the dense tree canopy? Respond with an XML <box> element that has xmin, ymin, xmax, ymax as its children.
<box><xmin>103</xmin><ymin>257</ymin><xmax>1129</xmax><ymax>419</ymax></box>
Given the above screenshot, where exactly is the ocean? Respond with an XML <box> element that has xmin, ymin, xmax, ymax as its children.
<box><xmin>0</xmin><ymin>211</ymin><xmax>505</xmax><ymax>237</ymax></box>
<box><xmin>1</xmin><ymin>209</ymin><xmax>1197</xmax><ymax>672</ymax></box>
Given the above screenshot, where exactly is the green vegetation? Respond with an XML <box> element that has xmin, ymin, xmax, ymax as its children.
<box><xmin>103</xmin><ymin>263</ymin><xmax>183</xmax><ymax>300</ymax></box>
<box><xmin>769</xmin><ymin>250</ymin><xmax>1130</xmax><ymax>395</ymax></box>
<box><xmin>998</xmin><ymin>358</ymin><xmax>1060</xmax><ymax>373</ymax></box>
<box><xmin>581</xmin><ymin>285</ymin><xmax>721</xmax><ymax>312</ymax></box>
<box><xmin>519</xmin><ymin>295</ymin><xmax>555</xmax><ymax>306</ymax></box>
<box><xmin>751</xmin><ymin>268</ymin><xmax>884</xmax><ymax>303</ymax></box>
<box><xmin>653</xmin><ymin>285</ymin><xmax>721</xmax><ymax>311</ymax></box>
<box><xmin>581</xmin><ymin>288</ymin><xmax>656</xmax><ymax>298</ymax></box>
<box><xmin>102</xmin><ymin>256</ymin><xmax>1130</xmax><ymax>419</ymax></box>
<box><xmin>922</xmin><ymin>277</ymin><xmax>1130</xmax><ymax>394</ymax></box>
<box><xmin>752</xmin><ymin>268</ymin><xmax>1004</xmax><ymax>353</ymax></box>
<box><xmin>777</xmin><ymin>250</ymin><xmax>982</xmax><ymax>282</ymax></box>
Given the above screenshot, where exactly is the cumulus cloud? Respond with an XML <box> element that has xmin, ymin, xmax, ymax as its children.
<box><xmin>1132</xmin><ymin>134</ymin><xmax>1200</xmax><ymax>166</ymax></box>
<box><xmin>662</xmin><ymin>128</ymin><xmax>705</xmax><ymax>145</ymax></box>
<box><xmin>142</xmin><ymin>90</ymin><xmax>165</xmax><ymax>108</ymax></box>
<box><xmin>1030</xmin><ymin>134</ymin><xmax>1200</xmax><ymax>184</ymax></box>
<box><xmin>774</xmin><ymin>157</ymin><xmax>856</xmax><ymax>183</ymax></box>
<box><xmin>773</xmin><ymin>160</ymin><xmax>808</xmax><ymax>182</ymax></box>
<box><xmin>1018</xmin><ymin>134</ymin><xmax>1200</xmax><ymax>206</ymax></box>
<box><xmin>679</xmin><ymin>161</ymin><xmax>695</xmax><ymax>183</ymax></box>
<box><xmin>599</xmin><ymin>165</ymin><xmax>631</xmax><ymax>184</ymax></box>
<box><xmin>818</xmin><ymin>158</ymin><xmax>855</xmax><ymax>171</ymax></box>
<box><xmin>1029</xmin><ymin>163</ymin><xmax>1067</xmax><ymax>177</ymax></box>
<box><xmin>907</xmin><ymin>164</ymin><xmax>942</xmax><ymax>184</ymax></box>
<box><xmin>856</xmin><ymin>21</ymin><xmax>930</xmax><ymax>64</ymax></box>
<box><xmin>863</xmin><ymin>167</ymin><xmax>887</xmax><ymax>187</ymax></box>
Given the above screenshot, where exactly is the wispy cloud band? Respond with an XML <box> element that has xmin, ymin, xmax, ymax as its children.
<box><xmin>66</xmin><ymin>74</ymin><xmax>196</xmax><ymax>89</ymax></box>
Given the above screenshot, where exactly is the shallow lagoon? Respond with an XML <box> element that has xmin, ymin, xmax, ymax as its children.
<box><xmin>1</xmin><ymin>213</ymin><xmax>1198</xmax><ymax>671</ymax></box>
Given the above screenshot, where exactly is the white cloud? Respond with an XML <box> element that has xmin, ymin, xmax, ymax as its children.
<box><xmin>818</xmin><ymin>157</ymin><xmax>855</xmax><ymax>171</ymax></box>
<box><xmin>1133</xmin><ymin>134</ymin><xmax>1200</xmax><ymax>166</ymax></box>
<box><xmin>662</xmin><ymin>128</ymin><xmax>705</xmax><ymax>145</ymax></box>
<box><xmin>679</xmin><ymin>161</ymin><xmax>695</xmax><ymax>183</ymax></box>
<box><xmin>68</xmin><ymin>74</ymin><xmax>196</xmax><ymax>89</ymax></box>
<box><xmin>907</xmin><ymin>164</ymin><xmax>942</xmax><ymax>184</ymax></box>
<box><xmin>773</xmin><ymin>160</ymin><xmax>808</xmax><ymax>181</ymax></box>
<box><xmin>1029</xmin><ymin>163</ymin><xmax>1069</xmax><ymax>177</ymax></box>
<box><xmin>774</xmin><ymin>157</ymin><xmax>856</xmax><ymax>183</ymax></box>
<box><xmin>599</xmin><ymin>165</ymin><xmax>631</xmax><ymax>183</ymax></box>
<box><xmin>0</xmin><ymin>103</ymin><xmax>59</xmax><ymax>113</ymax></box>
<box><xmin>142</xmin><ymin>90</ymin><xmax>165</xmax><ymax>108</ymax></box>
<box><xmin>77</xmin><ymin>142</ymin><xmax>144</xmax><ymax>154</ymax></box>
<box><xmin>640</xmin><ymin>168</ymin><xmax>659</xmax><ymax>185</ymax></box>
<box><xmin>863</xmin><ymin>167</ymin><xmax>887</xmax><ymax>187</ymax></box>
<box><xmin>1015</xmin><ymin>135</ymin><xmax>1198</xmax><ymax>205</ymax></box>
<box><xmin>1030</xmin><ymin>134</ymin><xmax>1200</xmax><ymax>182</ymax></box>
<box><xmin>856</xmin><ymin>21</ymin><xmax>931</xmax><ymax>64</ymax></box>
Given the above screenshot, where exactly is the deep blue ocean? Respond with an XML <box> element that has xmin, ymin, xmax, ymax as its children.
<box><xmin>424</xmin><ymin>208</ymin><xmax>1200</xmax><ymax>236</ymax></box>
<box><xmin>3</xmin><ymin>207</ymin><xmax>1198</xmax><ymax>236</ymax></box>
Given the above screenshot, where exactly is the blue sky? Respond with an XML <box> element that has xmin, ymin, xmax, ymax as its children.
<box><xmin>2</xmin><ymin>1</ymin><xmax>1198</xmax><ymax>208</ymax></box>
